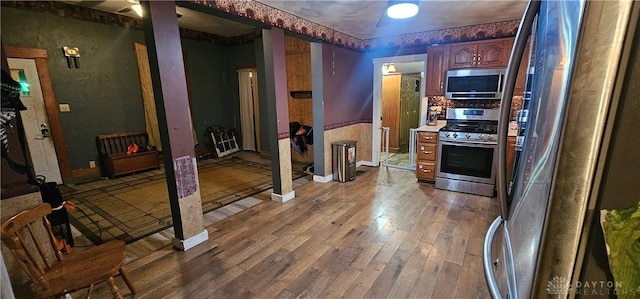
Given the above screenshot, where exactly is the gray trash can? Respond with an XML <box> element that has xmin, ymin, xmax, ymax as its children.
<box><xmin>332</xmin><ymin>140</ymin><xmax>357</xmax><ymax>182</ymax></box>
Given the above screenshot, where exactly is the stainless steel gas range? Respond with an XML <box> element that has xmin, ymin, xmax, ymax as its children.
<box><xmin>435</xmin><ymin>108</ymin><xmax>499</xmax><ymax>197</ymax></box>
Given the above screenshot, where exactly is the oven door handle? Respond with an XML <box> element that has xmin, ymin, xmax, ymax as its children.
<box><xmin>439</xmin><ymin>140</ymin><xmax>497</xmax><ymax>147</ymax></box>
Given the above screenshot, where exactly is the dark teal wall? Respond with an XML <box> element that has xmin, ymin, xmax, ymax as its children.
<box><xmin>2</xmin><ymin>7</ymin><xmax>146</xmax><ymax>170</ymax></box>
<box><xmin>1</xmin><ymin>7</ymin><xmax>257</xmax><ymax>171</ymax></box>
<box><xmin>183</xmin><ymin>38</ymin><xmax>228</xmax><ymax>148</ymax></box>
<box><xmin>184</xmin><ymin>39</ymin><xmax>259</xmax><ymax>151</ymax></box>
<box><xmin>223</xmin><ymin>42</ymin><xmax>259</xmax><ymax>139</ymax></box>
<box><xmin>182</xmin><ymin>39</ymin><xmax>258</xmax><ymax>150</ymax></box>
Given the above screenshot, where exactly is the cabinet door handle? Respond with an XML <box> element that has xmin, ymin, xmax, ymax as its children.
<box><xmin>472</xmin><ymin>54</ymin><xmax>476</xmax><ymax>63</ymax></box>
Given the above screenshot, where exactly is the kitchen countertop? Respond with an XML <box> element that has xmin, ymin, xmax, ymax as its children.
<box><xmin>417</xmin><ymin>120</ymin><xmax>519</xmax><ymax>137</ymax></box>
<box><xmin>416</xmin><ymin>120</ymin><xmax>447</xmax><ymax>132</ymax></box>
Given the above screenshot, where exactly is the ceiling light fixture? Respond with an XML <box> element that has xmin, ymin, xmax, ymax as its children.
<box><xmin>382</xmin><ymin>63</ymin><xmax>397</xmax><ymax>75</ymax></box>
<box><xmin>386</xmin><ymin>1</ymin><xmax>419</xmax><ymax>19</ymax></box>
<box><xmin>131</xmin><ymin>4</ymin><xmax>143</xmax><ymax>17</ymax></box>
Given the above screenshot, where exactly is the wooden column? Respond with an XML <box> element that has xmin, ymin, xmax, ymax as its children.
<box><xmin>141</xmin><ymin>1</ymin><xmax>207</xmax><ymax>250</ymax></box>
<box><xmin>310</xmin><ymin>42</ymin><xmax>326</xmax><ymax>179</ymax></box>
<box><xmin>262</xmin><ymin>28</ymin><xmax>295</xmax><ymax>202</ymax></box>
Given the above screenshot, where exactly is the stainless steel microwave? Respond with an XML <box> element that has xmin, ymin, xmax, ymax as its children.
<box><xmin>444</xmin><ymin>68</ymin><xmax>506</xmax><ymax>100</ymax></box>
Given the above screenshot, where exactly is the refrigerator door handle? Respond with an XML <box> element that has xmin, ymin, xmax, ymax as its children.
<box><xmin>496</xmin><ymin>0</ymin><xmax>541</xmax><ymax>220</ymax></box>
<box><xmin>483</xmin><ymin>216</ymin><xmax>504</xmax><ymax>299</ymax></box>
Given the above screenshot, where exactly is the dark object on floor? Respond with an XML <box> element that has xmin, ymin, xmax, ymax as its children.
<box><xmin>1</xmin><ymin>203</ymin><xmax>136</xmax><ymax>298</ymax></box>
<box><xmin>290</xmin><ymin>122</ymin><xmax>313</xmax><ymax>154</ymax></box>
<box><xmin>96</xmin><ymin>131</ymin><xmax>160</xmax><ymax>178</ymax></box>
<box><xmin>37</xmin><ymin>176</ymin><xmax>74</xmax><ymax>247</ymax></box>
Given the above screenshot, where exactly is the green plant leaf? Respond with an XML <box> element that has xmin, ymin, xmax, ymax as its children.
<box><xmin>601</xmin><ymin>200</ymin><xmax>640</xmax><ymax>298</ymax></box>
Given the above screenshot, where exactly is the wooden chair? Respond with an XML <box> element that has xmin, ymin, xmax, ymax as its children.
<box><xmin>1</xmin><ymin>203</ymin><xmax>135</xmax><ymax>298</ymax></box>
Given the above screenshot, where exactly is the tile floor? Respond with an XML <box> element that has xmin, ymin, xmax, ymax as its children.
<box><xmin>69</xmin><ymin>175</ymin><xmax>313</xmax><ymax>262</ymax></box>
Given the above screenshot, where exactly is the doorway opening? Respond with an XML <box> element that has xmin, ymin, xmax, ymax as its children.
<box><xmin>372</xmin><ymin>55</ymin><xmax>427</xmax><ymax>171</ymax></box>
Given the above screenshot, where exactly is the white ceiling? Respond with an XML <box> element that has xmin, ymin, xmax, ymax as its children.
<box><xmin>60</xmin><ymin>0</ymin><xmax>528</xmax><ymax>40</ymax></box>
<box><xmin>257</xmin><ymin>0</ymin><xmax>528</xmax><ymax>39</ymax></box>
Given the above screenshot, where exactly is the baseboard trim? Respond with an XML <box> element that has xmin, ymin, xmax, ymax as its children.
<box><xmin>271</xmin><ymin>191</ymin><xmax>295</xmax><ymax>203</ymax></box>
<box><xmin>67</xmin><ymin>167</ymin><xmax>101</xmax><ymax>183</ymax></box>
<box><xmin>172</xmin><ymin>230</ymin><xmax>209</xmax><ymax>251</ymax></box>
<box><xmin>313</xmin><ymin>174</ymin><xmax>333</xmax><ymax>183</ymax></box>
<box><xmin>357</xmin><ymin>160</ymin><xmax>377</xmax><ymax>167</ymax></box>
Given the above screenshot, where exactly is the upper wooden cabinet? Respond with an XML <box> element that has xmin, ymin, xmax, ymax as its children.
<box><xmin>425</xmin><ymin>44</ymin><xmax>449</xmax><ymax>96</ymax></box>
<box><xmin>448</xmin><ymin>43</ymin><xmax>476</xmax><ymax>69</ymax></box>
<box><xmin>449</xmin><ymin>38</ymin><xmax>513</xmax><ymax>69</ymax></box>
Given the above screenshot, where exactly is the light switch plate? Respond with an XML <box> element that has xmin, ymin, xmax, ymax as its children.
<box><xmin>59</xmin><ymin>103</ymin><xmax>70</xmax><ymax>112</ymax></box>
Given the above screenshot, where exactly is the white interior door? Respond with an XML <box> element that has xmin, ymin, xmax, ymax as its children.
<box><xmin>8</xmin><ymin>58</ymin><xmax>63</xmax><ymax>184</ymax></box>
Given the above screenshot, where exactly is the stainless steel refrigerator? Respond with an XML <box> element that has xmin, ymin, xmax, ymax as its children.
<box><xmin>484</xmin><ymin>0</ymin><xmax>640</xmax><ymax>298</ymax></box>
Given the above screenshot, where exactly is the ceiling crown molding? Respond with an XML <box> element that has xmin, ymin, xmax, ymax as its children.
<box><xmin>364</xmin><ymin>19</ymin><xmax>521</xmax><ymax>50</ymax></box>
<box><xmin>192</xmin><ymin>0</ymin><xmax>366</xmax><ymax>50</ymax></box>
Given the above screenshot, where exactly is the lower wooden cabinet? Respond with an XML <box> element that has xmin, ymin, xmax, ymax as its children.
<box><xmin>416</xmin><ymin>161</ymin><xmax>436</xmax><ymax>181</ymax></box>
<box><xmin>416</xmin><ymin>131</ymin><xmax>438</xmax><ymax>182</ymax></box>
<box><xmin>416</xmin><ymin>143</ymin><xmax>437</xmax><ymax>161</ymax></box>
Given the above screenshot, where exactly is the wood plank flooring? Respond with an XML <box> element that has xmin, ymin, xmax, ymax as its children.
<box><xmin>72</xmin><ymin>165</ymin><xmax>499</xmax><ymax>298</ymax></box>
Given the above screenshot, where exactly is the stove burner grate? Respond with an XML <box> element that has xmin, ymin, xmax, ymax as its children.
<box><xmin>440</xmin><ymin>122</ymin><xmax>498</xmax><ymax>134</ymax></box>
